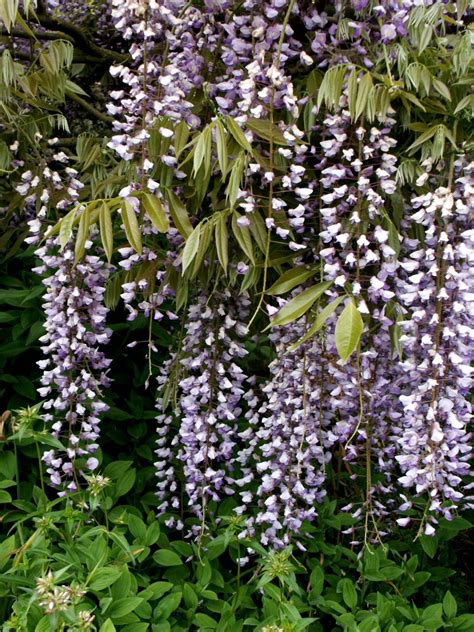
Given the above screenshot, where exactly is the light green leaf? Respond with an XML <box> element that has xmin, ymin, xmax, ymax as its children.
<box><xmin>121</xmin><ymin>198</ymin><xmax>142</xmax><ymax>254</ymax></box>
<box><xmin>245</xmin><ymin>118</ymin><xmax>288</xmax><ymax>145</ymax></box>
<box><xmin>215</xmin><ymin>119</ymin><xmax>228</xmax><ymax>176</ymax></box>
<box><xmin>267</xmin><ymin>266</ymin><xmax>314</xmax><ymax>296</ymax></box>
<box><xmin>232</xmin><ymin>213</ymin><xmax>255</xmax><ymax>264</ymax></box>
<box><xmin>193</xmin><ymin>125</ymin><xmax>212</xmax><ymax>177</ymax></box>
<box><xmin>347</xmin><ymin>68</ymin><xmax>358</xmax><ymax>119</ymax></box>
<box><xmin>432</xmin><ymin>79</ymin><xmax>451</xmax><ymax>102</ymax></box>
<box><xmin>355</xmin><ymin>72</ymin><xmax>373</xmax><ymax>121</ymax></box>
<box><xmin>225</xmin><ymin>116</ymin><xmax>252</xmax><ymax>152</ymax></box>
<box><xmin>182</xmin><ymin>224</ymin><xmax>201</xmax><ymax>273</ymax></box>
<box><xmin>74</xmin><ymin>206</ymin><xmax>90</xmax><ymax>262</ymax></box>
<box><xmin>454</xmin><ymin>94</ymin><xmax>474</xmax><ymax>115</ymax></box>
<box><xmin>248</xmin><ymin>212</ymin><xmax>267</xmax><ymax>254</ymax></box>
<box><xmin>99</xmin><ymin>619</ymin><xmax>116</xmax><ymax>632</ymax></box>
<box><xmin>174</xmin><ymin>121</ymin><xmax>189</xmax><ymax>158</ymax></box>
<box><xmin>407</xmin><ymin>125</ymin><xmax>438</xmax><ymax>152</ymax></box>
<box><xmin>59</xmin><ymin>206</ymin><xmax>79</xmax><ymax>250</ymax></box>
<box><xmin>226</xmin><ymin>152</ymin><xmax>245</xmax><ymax>208</ymax></box>
<box><xmin>166</xmin><ymin>190</ymin><xmax>193</xmax><ymax>238</ymax></box>
<box><xmin>99</xmin><ymin>202</ymin><xmax>113</xmax><ymax>262</ymax></box>
<box><xmin>289</xmin><ymin>296</ymin><xmax>345</xmax><ymax>352</ymax></box>
<box><xmin>266</xmin><ymin>282</ymin><xmax>333</xmax><ymax>330</ymax></box>
<box><xmin>142</xmin><ymin>192</ymin><xmax>169</xmax><ymax>233</ymax></box>
<box><xmin>335</xmin><ymin>299</ymin><xmax>364</xmax><ymax>363</ymax></box>
<box><xmin>215</xmin><ymin>213</ymin><xmax>229</xmax><ymax>273</ymax></box>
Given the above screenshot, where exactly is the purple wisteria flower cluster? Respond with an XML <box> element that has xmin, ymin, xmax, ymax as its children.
<box><xmin>33</xmin><ymin>238</ymin><xmax>112</xmax><ymax>492</ymax></box>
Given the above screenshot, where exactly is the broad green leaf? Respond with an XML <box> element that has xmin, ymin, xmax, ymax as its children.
<box><xmin>335</xmin><ymin>299</ymin><xmax>364</xmax><ymax>363</ymax></box>
<box><xmin>74</xmin><ymin>206</ymin><xmax>90</xmax><ymax>262</ymax></box>
<box><xmin>266</xmin><ymin>282</ymin><xmax>333</xmax><ymax>330</ymax></box>
<box><xmin>289</xmin><ymin>295</ymin><xmax>345</xmax><ymax>352</ymax></box>
<box><xmin>89</xmin><ymin>567</ymin><xmax>122</xmax><ymax>591</ymax></box>
<box><xmin>267</xmin><ymin>266</ymin><xmax>314</xmax><ymax>296</ymax></box>
<box><xmin>121</xmin><ymin>198</ymin><xmax>142</xmax><ymax>254</ymax></box>
<box><xmin>106</xmin><ymin>596</ymin><xmax>143</xmax><ymax>619</ymax></box>
<box><xmin>443</xmin><ymin>591</ymin><xmax>457</xmax><ymax>620</ymax></box>
<box><xmin>155</xmin><ymin>591</ymin><xmax>182</xmax><ymax>620</ymax></box>
<box><xmin>339</xmin><ymin>578</ymin><xmax>358</xmax><ymax>610</ymax></box>
<box><xmin>215</xmin><ymin>118</ymin><xmax>228</xmax><ymax>176</ymax></box>
<box><xmin>99</xmin><ymin>620</ymin><xmax>116</xmax><ymax>632</ymax></box>
<box><xmin>215</xmin><ymin>213</ymin><xmax>229</xmax><ymax>273</ymax></box>
<box><xmin>153</xmin><ymin>549</ymin><xmax>183</xmax><ymax>567</ymax></box>
<box><xmin>142</xmin><ymin>192</ymin><xmax>169</xmax><ymax>233</ymax></box>
<box><xmin>232</xmin><ymin>213</ymin><xmax>255</xmax><ymax>264</ymax></box>
<box><xmin>225</xmin><ymin>116</ymin><xmax>252</xmax><ymax>152</ymax></box>
<box><xmin>182</xmin><ymin>224</ymin><xmax>201</xmax><ymax>273</ymax></box>
<box><xmin>166</xmin><ymin>190</ymin><xmax>193</xmax><ymax>238</ymax></box>
<box><xmin>99</xmin><ymin>202</ymin><xmax>113</xmax><ymax>262</ymax></box>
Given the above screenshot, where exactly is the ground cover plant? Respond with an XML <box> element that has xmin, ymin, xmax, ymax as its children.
<box><xmin>0</xmin><ymin>0</ymin><xmax>473</xmax><ymax>630</ymax></box>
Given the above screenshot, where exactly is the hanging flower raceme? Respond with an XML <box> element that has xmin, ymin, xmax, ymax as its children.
<box><xmin>155</xmin><ymin>292</ymin><xmax>250</xmax><ymax>530</ymax></box>
<box><xmin>238</xmin><ymin>313</ymin><xmax>335</xmax><ymax>548</ymax></box>
<box><xmin>33</xmin><ymin>236</ymin><xmax>112</xmax><ymax>493</ymax></box>
<box><xmin>393</xmin><ymin>160</ymin><xmax>474</xmax><ymax>531</ymax></box>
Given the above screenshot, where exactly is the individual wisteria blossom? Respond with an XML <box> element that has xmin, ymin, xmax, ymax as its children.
<box><xmin>155</xmin><ymin>292</ymin><xmax>250</xmax><ymax>530</ymax></box>
<box><xmin>393</xmin><ymin>160</ymin><xmax>474</xmax><ymax>530</ymax></box>
<box><xmin>33</xmin><ymin>237</ymin><xmax>112</xmax><ymax>493</ymax></box>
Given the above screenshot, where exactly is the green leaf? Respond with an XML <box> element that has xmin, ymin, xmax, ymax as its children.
<box><xmin>289</xmin><ymin>295</ymin><xmax>345</xmax><ymax>352</ymax></box>
<box><xmin>267</xmin><ymin>266</ymin><xmax>314</xmax><ymax>296</ymax></box>
<box><xmin>226</xmin><ymin>152</ymin><xmax>245</xmax><ymax>208</ymax></box>
<box><xmin>432</xmin><ymin>79</ymin><xmax>451</xmax><ymax>102</ymax></box>
<box><xmin>166</xmin><ymin>191</ymin><xmax>193</xmax><ymax>238</ymax></box>
<box><xmin>347</xmin><ymin>68</ymin><xmax>358</xmax><ymax>119</ymax></box>
<box><xmin>155</xmin><ymin>591</ymin><xmax>182</xmax><ymax>620</ymax></box>
<box><xmin>454</xmin><ymin>94</ymin><xmax>474</xmax><ymax>115</ymax></box>
<box><xmin>182</xmin><ymin>224</ymin><xmax>201</xmax><ymax>274</ymax></box>
<box><xmin>339</xmin><ymin>578</ymin><xmax>358</xmax><ymax>610</ymax></box>
<box><xmin>335</xmin><ymin>299</ymin><xmax>364</xmax><ymax>363</ymax></box>
<box><xmin>355</xmin><ymin>72</ymin><xmax>373</xmax><ymax>121</ymax></box>
<box><xmin>59</xmin><ymin>206</ymin><xmax>79</xmax><ymax>250</ymax></box>
<box><xmin>443</xmin><ymin>591</ymin><xmax>457</xmax><ymax>620</ymax></box>
<box><xmin>142</xmin><ymin>193</ymin><xmax>169</xmax><ymax>233</ymax></box>
<box><xmin>231</xmin><ymin>213</ymin><xmax>255</xmax><ymax>264</ymax></box>
<box><xmin>215</xmin><ymin>119</ymin><xmax>228</xmax><ymax>176</ymax></box>
<box><xmin>0</xmin><ymin>490</ymin><xmax>12</xmax><ymax>503</ymax></box>
<box><xmin>309</xmin><ymin>565</ymin><xmax>324</xmax><ymax>597</ymax></box>
<box><xmin>153</xmin><ymin>549</ymin><xmax>182</xmax><ymax>567</ymax></box>
<box><xmin>106</xmin><ymin>597</ymin><xmax>143</xmax><ymax>619</ymax></box>
<box><xmin>89</xmin><ymin>567</ymin><xmax>123</xmax><ymax>591</ymax></box>
<box><xmin>215</xmin><ymin>213</ymin><xmax>229</xmax><ymax>273</ymax></box>
<box><xmin>99</xmin><ymin>202</ymin><xmax>113</xmax><ymax>262</ymax></box>
<box><xmin>121</xmin><ymin>198</ymin><xmax>142</xmax><ymax>254</ymax></box>
<box><xmin>420</xmin><ymin>534</ymin><xmax>438</xmax><ymax>559</ymax></box>
<box><xmin>100</xmin><ymin>619</ymin><xmax>116</xmax><ymax>632</ymax></box>
<box><xmin>248</xmin><ymin>212</ymin><xmax>268</xmax><ymax>254</ymax></box>
<box><xmin>174</xmin><ymin>121</ymin><xmax>190</xmax><ymax>159</ymax></box>
<box><xmin>266</xmin><ymin>282</ymin><xmax>333</xmax><ymax>330</ymax></box>
<box><xmin>245</xmin><ymin>118</ymin><xmax>288</xmax><ymax>145</ymax></box>
<box><xmin>193</xmin><ymin>125</ymin><xmax>212</xmax><ymax>177</ymax></box>
<box><xmin>225</xmin><ymin>116</ymin><xmax>252</xmax><ymax>152</ymax></box>
<box><xmin>74</xmin><ymin>206</ymin><xmax>90</xmax><ymax>262</ymax></box>
<box><xmin>407</xmin><ymin>125</ymin><xmax>438</xmax><ymax>152</ymax></box>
